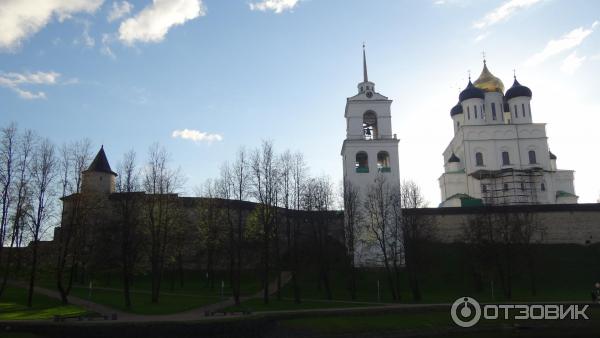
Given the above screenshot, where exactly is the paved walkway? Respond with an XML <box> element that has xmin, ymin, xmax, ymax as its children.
<box><xmin>8</xmin><ymin>272</ymin><xmax>295</xmax><ymax>322</ymax></box>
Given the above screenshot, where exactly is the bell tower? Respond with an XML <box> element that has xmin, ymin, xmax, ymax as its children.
<box><xmin>341</xmin><ymin>46</ymin><xmax>400</xmax><ymax>200</ymax></box>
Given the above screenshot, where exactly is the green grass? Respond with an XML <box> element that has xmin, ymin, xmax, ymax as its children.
<box><xmin>67</xmin><ymin>286</ymin><xmax>222</xmax><ymax>315</ymax></box>
<box><xmin>277</xmin><ymin>243</ymin><xmax>600</xmax><ymax>304</ymax></box>
<box><xmin>0</xmin><ymin>286</ymin><xmax>87</xmax><ymax>320</ymax></box>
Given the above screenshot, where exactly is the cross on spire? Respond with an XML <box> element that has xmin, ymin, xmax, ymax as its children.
<box><xmin>482</xmin><ymin>51</ymin><xmax>486</xmax><ymax>65</ymax></box>
<box><xmin>513</xmin><ymin>68</ymin><xmax>517</xmax><ymax>80</ymax></box>
<box><xmin>362</xmin><ymin>42</ymin><xmax>369</xmax><ymax>83</ymax></box>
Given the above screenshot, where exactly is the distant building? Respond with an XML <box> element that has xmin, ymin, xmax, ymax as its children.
<box><xmin>439</xmin><ymin>60</ymin><xmax>577</xmax><ymax>207</ymax></box>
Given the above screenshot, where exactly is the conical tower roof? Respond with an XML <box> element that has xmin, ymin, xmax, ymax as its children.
<box><xmin>84</xmin><ymin>146</ymin><xmax>117</xmax><ymax>176</ymax></box>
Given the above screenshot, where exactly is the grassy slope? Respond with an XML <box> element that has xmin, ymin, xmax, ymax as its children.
<box><xmin>0</xmin><ymin>286</ymin><xmax>87</xmax><ymax>320</ymax></box>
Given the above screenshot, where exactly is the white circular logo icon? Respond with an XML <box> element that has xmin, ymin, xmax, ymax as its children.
<box><xmin>451</xmin><ymin>297</ymin><xmax>481</xmax><ymax>327</ymax></box>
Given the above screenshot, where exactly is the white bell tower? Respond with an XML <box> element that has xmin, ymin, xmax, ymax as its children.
<box><xmin>341</xmin><ymin>46</ymin><xmax>400</xmax><ymax>202</ymax></box>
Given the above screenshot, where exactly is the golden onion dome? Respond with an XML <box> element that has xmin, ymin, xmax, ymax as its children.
<box><xmin>473</xmin><ymin>62</ymin><xmax>504</xmax><ymax>94</ymax></box>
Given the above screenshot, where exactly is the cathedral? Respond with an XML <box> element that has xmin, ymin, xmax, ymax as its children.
<box><xmin>438</xmin><ymin>60</ymin><xmax>577</xmax><ymax>207</ymax></box>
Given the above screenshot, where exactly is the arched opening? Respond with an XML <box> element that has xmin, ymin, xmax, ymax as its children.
<box><xmin>528</xmin><ymin>150</ymin><xmax>537</xmax><ymax>164</ymax></box>
<box><xmin>475</xmin><ymin>152</ymin><xmax>484</xmax><ymax>166</ymax></box>
<box><xmin>355</xmin><ymin>152</ymin><xmax>369</xmax><ymax>173</ymax></box>
<box><xmin>377</xmin><ymin>151</ymin><xmax>390</xmax><ymax>172</ymax></box>
<box><xmin>363</xmin><ymin>111</ymin><xmax>378</xmax><ymax>140</ymax></box>
<box><xmin>502</xmin><ymin>151</ymin><xmax>510</xmax><ymax>166</ymax></box>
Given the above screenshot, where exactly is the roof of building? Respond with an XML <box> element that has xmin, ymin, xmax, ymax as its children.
<box><xmin>473</xmin><ymin>61</ymin><xmax>505</xmax><ymax>93</ymax></box>
<box><xmin>505</xmin><ymin>77</ymin><xmax>532</xmax><ymax>100</ymax></box>
<box><xmin>448</xmin><ymin>153</ymin><xmax>460</xmax><ymax>163</ymax></box>
<box><xmin>459</xmin><ymin>80</ymin><xmax>485</xmax><ymax>102</ymax></box>
<box><xmin>84</xmin><ymin>146</ymin><xmax>117</xmax><ymax>176</ymax></box>
<box><xmin>450</xmin><ymin>102</ymin><xmax>463</xmax><ymax>116</ymax></box>
<box><xmin>549</xmin><ymin>151</ymin><xmax>557</xmax><ymax>160</ymax></box>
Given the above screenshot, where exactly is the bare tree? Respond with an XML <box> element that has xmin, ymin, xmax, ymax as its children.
<box><xmin>143</xmin><ymin>144</ymin><xmax>183</xmax><ymax>303</ymax></box>
<box><xmin>55</xmin><ymin>139</ymin><xmax>92</xmax><ymax>304</ymax></box>
<box><xmin>230</xmin><ymin>147</ymin><xmax>249</xmax><ymax>305</ymax></box>
<box><xmin>400</xmin><ymin>180</ymin><xmax>433</xmax><ymax>301</ymax></box>
<box><xmin>250</xmin><ymin>140</ymin><xmax>277</xmax><ymax>304</ymax></box>
<box><xmin>342</xmin><ymin>180</ymin><xmax>361</xmax><ymax>300</ymax></box>
<box><xmin>115</xmin><ymin>150</ymin><xmax>141</xmax><ymax>309</ymax></box>
<box><xmin>196</xmin><ymin>179</ymin><xmax>222</xmax><ymax>290</ymax></box>
<box><xmin>290</xmin><ymin>151</ymin><xmax>306</xmax><ymax>303</ymax></box>
<box><xmin>364</xmin><ymin>175</ymin><xmax>401</xmax><ymax>301</ymax></box>
<box><xmin>304</xmin><ymin>176</ymin><xmax>334</xmax><ymax>300</ymax></box>
<box><xmin>0</xmin><ymin>123</ymin><xmax>17</xmax><ymax>296</ymax></box>
<box><xmin>27</xmin><ymin>137</ymin><xmax>56</xmax><ymax>307</ymax></box>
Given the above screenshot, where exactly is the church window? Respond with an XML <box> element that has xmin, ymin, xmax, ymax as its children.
<box><xmin>377</xmin><ymin>151</ymin><xmax>391</xmax><ymax>173</ymax></box>
<box><xmin>528</xmin><ymin>103</ymin><xmax>531</xmax><ymax>116</ymax></box>
<box><xmin>522</xmin><ymin>103</ymin><xmax>526</xmax><ymax>117</ymax></box>
<box><xmin>541</xmin><ymin>183</ymin><xmax>546</xmax><ymax>191</ymax></box>
<box><xmin>457</xmin><ymin>121</ymin><xmax>460</xmax><ymax>128</ymax></box>
<box><xmin>491</xmin><ymin>103</ymin><xmax>497</xmax><ymax>120</ymax></box>
<box><xmin>514</xmin><ymin>105</ymin><xmax>518</xmax><ymax>118</ymax></box>
<box><xmin>528</xmin><ymin>150</ymin><xmax>536</xmax><ymax>164</ymax></box>
<box><xmin>362</xmin><ymin>111</ymin><xmax>378</xmax><ymax>140</ymax></box>
<box><xmin>467</xmin><ymin>106</ymin><xmax>470</xmax><ymax>119</ymax></box>
<box><xmin>503</xmin><ymin>183</ymin><xmax>509</xmax><ymax>191</ymax></box>
<box><xmin>481</xmin><ymin>184</ymin><xmax>487</xmax><ymax>193</ymax></box>
<box><xmin>474</xmin><ymin>106</ymin><xmax>478</xmax><ymax>118</ymax></box>
<box><xmin>355</xmin><ymin>152</ymin><xmax>369</xmax><ymax>173</ymax></box>
<box><xmin>475</xmin><ymin>152</ymin><xmax>484</xmax><ymax>166</ymax></box>
<box><xmin>502</xmin><ymin>151</ymin><xmax>510</xmax><ymax>165</ymax></box>
<box><xmin>520</xmin><ymin>182</ymin><xmax>525</xmax><ymax>190</ymax></box>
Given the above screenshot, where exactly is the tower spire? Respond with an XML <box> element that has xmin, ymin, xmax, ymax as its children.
<box><xmin>362</xmin><ymin>43</ymin><xmax>369</xmax><ymax>83</ymax></box>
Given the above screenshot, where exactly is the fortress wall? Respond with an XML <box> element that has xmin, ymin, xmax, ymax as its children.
<box><xmin>405</xmin><ymin>203</ymin><xmax>600</xmax><ymax>245</ymax></box>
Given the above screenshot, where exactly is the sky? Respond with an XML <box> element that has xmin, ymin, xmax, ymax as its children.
<box><xmin>0</xmin><ymin>0</ymin><xmax>599</xmax><ymax>204</ymax></box>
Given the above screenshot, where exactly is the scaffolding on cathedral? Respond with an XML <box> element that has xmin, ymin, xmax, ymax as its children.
<box><xmin>471</xmin><ymin>168</ymin><xmax>544</xmax><ymax>206</ymax></box>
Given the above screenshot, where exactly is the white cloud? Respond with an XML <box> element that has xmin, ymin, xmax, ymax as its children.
<box><xmin>524</xmin><ymin>21</ymin><xmax>598</xmax><ymax>67</ymax></box>
<box><xmin>108</xmin><ymin>1</ymin><xmax>133</xmax><ymax>22</ymax></box>
<box><xmin>0</xmin><ymin>0</ymin><xmax>103</xmax><ymax>51</ymax></box>
<box><xmin>249</xmin><ymin>0</ymin><xmax>300</xmax><ymax>13</ymax></box>
<box><xmin>473</xmin><ymin>0</ymin><xmax>542</xmax><ymax>29</ymax></box>
<box><xmin>172</xmin><ymin>129</ymin><xmax>223</xmax><ymax>143</ymax></box>
<box><xmin>101</xmin><ymin>33</ymin><xmax>116</xmax><ymax>59</ymax></box>
<box><xmin>474</xmin><ymin>32</ymin><xmax>489</xmax><ymax>43</ymax></box>
<box><xmin>0</xmin><ymin>71</ymin><xmax>61</xmax><ymax>99</ymax></box>
<box><xmin>560</xmin><ymin>51</ymin><xmax>586</xmax><ymax>75</ymax></box>
<box><xmin>73</xmin><ymin>20</ymin><xmax>95</xmax><ymax>48</ymax></box>
<box><xmin>118</xmin><ymin>0</ymin><xmax>205</xmax><ymax>45</ymax></box>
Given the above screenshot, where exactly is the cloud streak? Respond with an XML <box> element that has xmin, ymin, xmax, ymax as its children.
<box><xmin>524</xmin><ymin>21</ymin><xmax>598</xmax><ymax>66</ymax></box>
<box><xmin>172</xmin><ymin>129</ymin><xmax>223</xmax><ymax>143</ymax></box>
<box><xmin>0</xmin><ymin>0</ymin><xmax>103</xmax><ymax>51</ymax></box>
<box><xmin>249</xmin><ymin>0</ymin><xmax>300</xmax><ymax>13</ymax></box>
<box><xmin>118</xmin><ymin>0</ymin><xmax>205</xmax><ymax>45</ymax></box>
<box><xmin>473</xmin><ymin>0</ymin><xmax>542</xmax><ymax>29</ymax></box>
<box><xmin>560</xmin><ymin>51</ymin><xmax>586</xmax><ymax>75</ymax></box>
<box><xmin>0</xmin><ymin>71</ymin><xmax>62</xmax><ymax>99</ymax></box>
<box><xmin>108</xmin><ymin>1</ymin><xmax>133</xmax><ymax>22</ymax></box>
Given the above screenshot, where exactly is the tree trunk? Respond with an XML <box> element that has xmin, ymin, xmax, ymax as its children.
<box><xmin>27</xmin><ymin>240</ymin><xmax>39</xmax><ymax>307</ymax></box>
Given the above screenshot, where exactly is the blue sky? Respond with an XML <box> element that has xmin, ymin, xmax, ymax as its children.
<box><xmin>1</xmin><ymin>0</ymin><xmax>599</xmax><ymax>204</ymax></box>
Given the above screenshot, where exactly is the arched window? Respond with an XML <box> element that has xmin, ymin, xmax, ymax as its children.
<box><xmin>467</xmin><ymin>106</ymin><xmax>470</xmax><ymax>120</ymax></box>
<box><xmin>541</xmin><ymin>183</ymin><xmax>546</xmax><ymax>191</ymax></box>
<box><xmin>475</xmin><ymin>152</ymin><xmax>484</xmax><ymax>166</ymax></box>
<box><xmin>355</xmin><ymin>152</ymin><xmax>369</xmax><ymax>173</ymax></box>
<box><xmin>502</xmin><ymin>151</ymin><xmax>510</xmax><ymax>165</ymax></box>
<box><xmin>514</xmin><ymin>105</ymin><xmax>518</xmax><ymax>118</ymax></box>
<box><xmin>474</xmin><ymin>106</ymin><xmax>478</xmax><ymax>118</ymax></box>
<box><xmin>377</xmin><ymin>151</ymin><xmax>390</xmax><ymax>172</ymax></box>
<box><xmin>363</xmin><ymin>111</ymin><xmax>378</xmax><ymax>140</ymax></box>
<box><xmin>522</xmin><ymin>104</ymin><xmax>526</xmax><ymax>117</ymax></box>
<box><xmin>528</xmin><ymin>150</ymin><xmax>537</xmax><ymax>164</ymax></box>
